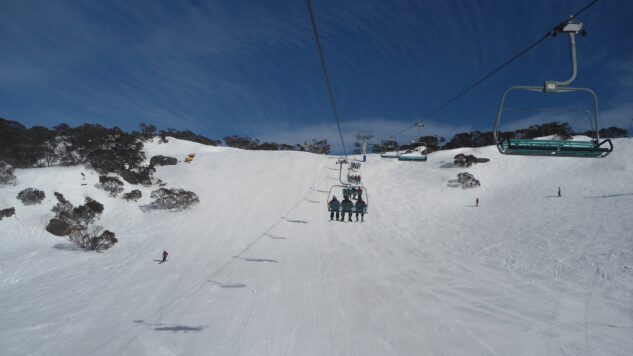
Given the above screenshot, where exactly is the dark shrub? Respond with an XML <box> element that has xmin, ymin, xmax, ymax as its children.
<box><xmin>54</xmin><ymin>192</ymin><xmax>68</xmax><ymax>204</ymax></box>
<box><xmin>457</xmin><ymin>172</ymin><xmax>480</xmax><ymax>188</ymax></box>
<box><xmin>135</xmin><ymin>166</ymin><xmax>155</xmax><ymax>186</ymax></box>
<box><xmin>82</xmin><ymin>197</ymin><xmax>104</xmax><ymax>215</ymax></box>
<box><xmin>453</xmin><ymin>154</ymin><xmax>490</xmax><ymax>167</ymax></box>
<box><xmin>0</xmin><ymin>162</ymin><xmax>17</xmax><ymax>185</ymax></box>
<box><xmin>71</xmin><ymin>198</ymin><xmax>104</xmax><ymax>224</ymax></box>
<box><xmin>99</xmin><ymin>175</ymin><xmax>124</xmax><ymax>197</ymax></box>
<box><xmin>69</xmin><ymin>225</ymin><xmax>118</xmax><ymax>251</ymax></box>
<box><xmin>123</xmin><ymin>189</ymin><xmax>142</xmax><ymax>201</ymax></box>
<box><xmin>0</xmin><ymin>207</ymin><xmax>16</xmax><ymax>220</ymax></box>
<box><xmin>148</xmin><ymin>188</ymin><xmax>199</xmax><ymax>211</ymax></box>
<box><xmin>17</xmin><ymin>188</ymin><xmax>46</xmax><ymax>205</ymax></box>
<box><xmin>51</xmin><ymin>193</ymin><xmax>73</xmax><ymax>221</ymax></box>
<box><xmin>519</xmin><ymin>122</ymin><xmax>572</xmax><ymax>140</ymax></box>
<box><xmin>454</xmin><ymin>154</ymin><xmax>477</xmax><ymax>167</ymax></box>
<box><xmin>87</xmin><ymin>149</ymin><xmax>125</xmax><ymax>174</ymax></box>
<box><xmin>48</xmin><ymin>195</ymin><xmax>114</xmax><ymax>249</ymax></box>
<box><xmin>120</xmin><ymin>166</ymin><xmax>154</xmax><ymax>186</ymax></box>
<box><xmin>161</xmin><ymin>129</ymin><xmax>220</xmax><ymax>146</ymax></box>
<box><xmin>119</xmin><ymin>169</ymin><xmax>139</xmax><ymax>185</ymax></box>
<box><xmin>51</xmin><ymin>196</ymin><xmax>104</xmax><ymax>229</ymax></box>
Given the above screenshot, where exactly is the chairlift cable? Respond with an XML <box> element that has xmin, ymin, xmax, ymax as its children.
<box><xmin>386</xmin><ymin>0</ymin><xmax>600</xmax><ymax>140</ymax></box>
<box><xmin>306</xmin><ymin>0</ymin><xmax>348</xmax><ymax>159</ymax></box>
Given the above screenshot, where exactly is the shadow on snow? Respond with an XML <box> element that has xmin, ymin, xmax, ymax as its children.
<box><xmin>232</xmin><ymin>256</ymin><xmax>278</xmax><ymax>263</ymax></box>
<box><xmin>584</xmin><ymin>193</ymin><xmax>633</xmax><ymax>199</ymax></box>
<box><xmin>133</xmin><ymin>320</ymin><xmax>206</xmax><ymax>333</ymax></box>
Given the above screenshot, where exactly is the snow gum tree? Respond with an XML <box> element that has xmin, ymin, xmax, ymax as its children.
<box><xmin>149</xmin><ymin>188</ymin><xmax>199</xmax><ymax>211</ymax></box>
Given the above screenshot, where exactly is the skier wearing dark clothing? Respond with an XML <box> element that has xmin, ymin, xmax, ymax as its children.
<box><xmin>355</xmin><ymin>198</ymin><xmax>367</xmax><ymax>222</ymax></box>
<box><xmin>328</xmin><ymin>196</ymin><xmax>341</xmax><ymax>221</ymax></box>
<box><xmin>558</xmin><ymin>187</ymin><xmax>561</xmax><ymax>197</ymax></box>
<box><xmin>341</xmin><ymin>195</ymin><xmax>354</xmax><ymax>222</ymax></box>
<box><xmin>357</xmin><ymin>187</ymin><xmax>363</xmax><ymax>199</ymax></box>
<box><xmin>162</xmin><ymin>250</ymin><xmax>168</xmax><ymax>262</ymax></box>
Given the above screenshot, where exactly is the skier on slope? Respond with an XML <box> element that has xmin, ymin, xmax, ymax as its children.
<box><xmin>162</xmin><ymin>250</ymin><xmax>168</xmax><ymax>263</ymax></box>
<box><xmin>476</xmin><ymin>197</ymin><xmax>479</xmax><ymax>207</ymax></box>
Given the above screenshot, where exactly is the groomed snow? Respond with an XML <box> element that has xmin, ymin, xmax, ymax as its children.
<box><xmin>1</xmin><ymin>137</ymin><xmax>632</xmax><ymax>355</ymax></box>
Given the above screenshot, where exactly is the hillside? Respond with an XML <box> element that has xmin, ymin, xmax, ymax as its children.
<box><xmin>1</xmin><ymin>138</ymin><xmax>632</xmax><ymax>355</ymax></box>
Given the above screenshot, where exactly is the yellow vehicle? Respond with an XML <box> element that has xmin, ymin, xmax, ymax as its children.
<box><xmin>185</xmin><ymin>153</ymin><xmax>195</xmax><ymax>163</ymax></box>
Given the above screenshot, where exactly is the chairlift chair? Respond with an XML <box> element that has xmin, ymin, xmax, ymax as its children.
<box><xmin>397</xmin><ymin>143</ymin><xmax>428</xmax><ymax>162</ymax></box>
<box><xmin>327</xmin><ymin>184</ymin><xmax>369</xmax><ymax>215</ymax></box>
<box><xmin>493</xmin><ymin>18</ymin><xmax>613</xmax><ymax>158</ymax></box>
<box><xmin>380</xmin><ymin>139</ymin><xmax>399</xmax><ymax>158</ymax></box>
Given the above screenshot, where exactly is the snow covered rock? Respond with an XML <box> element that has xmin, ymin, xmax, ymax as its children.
<box><xmin>46</xmin><ymin>218</ymin><xmax>71</xmax><ymax>236</ymax></box>
<box><xmin>150</xmin><ymin>155</ymin><xmax>177</xmax><ymax>167</ymax></box>
<box><xmin>119</xmin><ymin>169</ymin><xmax>139</xmax><ymax>185</ymax></box>
<box><xmin>454</xmin><ymin>154</ymin><xmax>490</xmax><ymax>167</ymax></box>
<box><xmin>457</xmin><ymin>172</ymin><xmax>481</xmax><ymax>188</ymax></box>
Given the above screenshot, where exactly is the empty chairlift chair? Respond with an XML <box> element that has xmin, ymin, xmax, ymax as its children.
<box><xmin>397</xmin><ymin>144</ymin><xmax>428</xmax><ymax>162</ymax></box>
<box><xmin>493</xmin><ymin>18</ymin><xmax>613</xmax><ymax>158</ymax></box>
<box><xmin>380</xmin><ymin>139</ymin><xmax>399</xmax><ymax>159</ymax></box>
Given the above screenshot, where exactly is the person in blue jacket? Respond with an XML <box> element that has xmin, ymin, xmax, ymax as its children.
<box><xmin>328</xmin><ymin>196</ymin><xmax>341</xmax><ymax>221</ymax></box>
<box><xmin>341</xmin><ymin>195</ymin><xmax>354</xmax><ymax>222</ymax></box>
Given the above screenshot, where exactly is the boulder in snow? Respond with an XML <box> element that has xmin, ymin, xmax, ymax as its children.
<box><xmin>46</xmin><ymin>218</ymin><xmax>72</xmax><ymax>236</ymax></box>
<box><xmin>150</xmin><ymin>155</ymin><xmax>178</xmax><ymax>167</ymax></box>
<box><xmin>119</xmin><ymin>170</ymin><xmax>139</xmax><ymax>185</ymax></box>
<box><xmin>454</xmin><ymin>154</ymin><xmax>489</xmax><ymax>167</ymax></box>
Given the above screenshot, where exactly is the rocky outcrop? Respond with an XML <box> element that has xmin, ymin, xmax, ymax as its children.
<box><xmin>46</xmin><ymin>218</ymin><xmax>72</xmax><ymax>236</ymax></box>
<box><xmin>150</xmin><ymin>155</ymin><xmax>177</xmax><ymax>167</ymax></box>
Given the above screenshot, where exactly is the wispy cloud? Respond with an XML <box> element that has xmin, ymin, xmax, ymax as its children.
<box><xmin>0</xmin><ymin>0</ymin><xmax>631</xmax><ymax>141</ymax></box>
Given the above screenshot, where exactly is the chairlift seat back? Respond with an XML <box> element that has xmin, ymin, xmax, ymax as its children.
<box><xmin>498</xmin><ymin>137</ymin><xmax>613</xmax><ymax>157</ymax></box>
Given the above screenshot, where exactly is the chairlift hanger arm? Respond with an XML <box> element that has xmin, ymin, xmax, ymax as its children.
<box><xmin>384</xmin><ymin>0</ymin><xmax>599</xmax><ymax>142</ymax></box>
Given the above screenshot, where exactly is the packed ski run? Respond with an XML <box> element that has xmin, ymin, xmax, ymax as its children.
<box><xmin>1</xmin><ymin>137</ymin><xmax>633</xmax><ymax>355</ymax></box>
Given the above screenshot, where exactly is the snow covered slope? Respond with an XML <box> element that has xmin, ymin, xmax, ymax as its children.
<box><xmin>1</xmin><ymin>138</ymin><xmax>632</xmax><ymax>355</ymax></box>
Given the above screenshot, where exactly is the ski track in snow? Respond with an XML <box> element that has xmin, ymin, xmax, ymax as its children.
<box><xmin>1</xmin><ymin>137</ymin><xmax>632</xmax><ymax>355</ymax></box>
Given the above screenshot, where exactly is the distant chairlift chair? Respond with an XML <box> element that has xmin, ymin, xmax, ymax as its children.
<box><xmin>380</xmin><ymin>139</ymin><xmax>399</xmax><ymax>159</ymax></box>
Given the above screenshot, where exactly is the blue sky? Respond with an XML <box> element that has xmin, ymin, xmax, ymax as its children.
<box><xmin>1</xmin><ymin>0</ymin><xmax>632</xmax><ymax>151</ymax></box>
